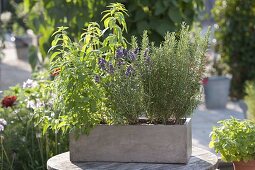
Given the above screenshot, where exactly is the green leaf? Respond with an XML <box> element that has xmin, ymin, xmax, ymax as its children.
<box><xmin>136</xmin><ymin>21</ymin><xmax>149</xmax><ymax>34</ymax></box>
<box><xmin>150</xmin><ymin>19</ymin><xmax>175</xmax><ymax>36</ymax></box>
<box><xmin>154</xmin><ymin>1</ymin><xmax>167</xmax><ymax>16</ymax></box>
<box><xmin>134</xmin><ymin>10</ymin><xmax>147</xmax><ymax>21</ymax></box>
<box><xmin>43</xmin><ymin>124</ymin><xmax>50</xmax><ymax>135</ymax></box>
<box><xmin>28</xmin><ymin>45</ymin><xmax>38</xmax><ymax>71</ymax></box>
<box><xmin>24</xmin><ymin>0</ymin><xmax>30</xmax><ymax>13</ymax></box>
<box><xmin>168</xmin><ymin>7</ymin><xmax>182</xmax><ymax>23</ymax></box>
<box><xmin>50</xmin><ymin>51</ymin><xmax>61</xmax><ymax>62</ymax></box>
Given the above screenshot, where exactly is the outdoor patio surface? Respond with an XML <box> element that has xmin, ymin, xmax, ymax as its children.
<box><xmin>0</xmin><ymin>45</ymin><xmax>245</xmax><ymax>154</ymax></box>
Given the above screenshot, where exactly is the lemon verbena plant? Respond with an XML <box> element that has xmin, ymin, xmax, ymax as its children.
<box><xmin>46</xmin><ymin>3</ymin><xmax>128</xmax><ymax>134</ymax></box>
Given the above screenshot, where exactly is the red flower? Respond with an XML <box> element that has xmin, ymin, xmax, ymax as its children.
<box><xmin>1</xmin><ymin>96</ymin><xmax>17</xmax><ymax>108</ymax></box>
<box><xmin>51</xmin><ymin>68</ymin><xmax>61</xmax><ymax>77</ymax></box>
<box><xmin>202</xmin><ymin>77</ymin><xmax>209</xmax><ymax>85</ymax></box>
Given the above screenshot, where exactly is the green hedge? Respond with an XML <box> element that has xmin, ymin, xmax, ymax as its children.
<box><xmin>213</xmin><ymin>0</ymin><xmax>255</xmax><ymax>98</ymax></box>
<box><xmin>22</xmin><ymin>0</ymin><xmax>204</xmax><ymax>64</ymax></box>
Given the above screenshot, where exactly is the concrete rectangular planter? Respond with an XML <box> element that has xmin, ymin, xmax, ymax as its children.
<box><xmin>70</xmin><ymin>118</ymin><xmax>191</xmax><ymax>163</ymax></box>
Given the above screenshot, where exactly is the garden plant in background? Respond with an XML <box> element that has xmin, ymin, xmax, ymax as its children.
<box><xmin>244</xmin><ymin>82</ymin><xmax>255</xmax><ymax>120</ymax></box>
<box><xmin>0</xmin><ymin>72</ymin><xmax>68</xmax><ymax>170</ymax></box>
<box><xmin>213</xmin><ymin>0</ymin><xmax>255</xmax><ymax>99</ymax></box>
<box><xmin>210</xmin><ymin>118</ymin><xmax>255</xmax><ymax>170</ymax></box>
<box><xmin>17</xmin><ymin>0</ymin><xmax>204</xmax><ymax>69</ymax></box>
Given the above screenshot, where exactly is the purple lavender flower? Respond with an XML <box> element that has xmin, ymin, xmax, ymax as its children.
<box><xmin>134</xmin><ymin>48</ymin><xmax>139</xmax><ymax>54</ymax></box>
<box><xmin>98</xmin><ymin>58</ymin><xmax>107</xmax><ymax>70</ymax></box>
<box><xmin>125</xmin><ymin>65</ymin><xmax>133</xmax><ymax>76</ymax></box>
<box><xmin>144</xmin><ymin>48</ymin><xmax>150</xmax><ymax>63</ymax></box>
<box><xmin>108</xmin><ymin>62</ymin><xmax>114</xmax><ymax>74</ymax></box>
<box><xmin>128</xmin><ymin>51</ymin><xmax>137</xmax><ymax>61</ymax></box>
<box><xmin>117</xmin><ymin>60</ymin><xmax>124</xmax><ymax>67</ymax></box>
<box><xmin>116</xmin><ymin>48</ymin><xmax>124</xmax><ymax>59</ymax></box>
<box><xmin>94</xmin><ymin>75</ymin><xmax>100</xmax><ymax>83</ymax></box>
<box><xmin>123</xmin><ymin>49</ymin><xmax>128</xmax><ymax>57</ymax></box>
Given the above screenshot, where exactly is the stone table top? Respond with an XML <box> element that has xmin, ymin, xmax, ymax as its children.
<box><xmin>47</xmin><ymin>147</ymin><xmax>218</xmax><ymax>170</ymax></box>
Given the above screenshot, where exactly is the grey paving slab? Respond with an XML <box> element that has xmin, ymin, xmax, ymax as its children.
<box><xmin>0</xmin><ymin>46</ymin><xmax>31</xmax><ymax>91</ymax></box>
<box><xmin>192</xmin><ymin>102</ymin><xmax>245</xmax><ymax>153</ymax></box>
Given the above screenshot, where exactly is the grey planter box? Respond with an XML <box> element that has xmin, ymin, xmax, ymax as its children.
<box><xmin>204</xmin><ymin>76</ymin><xmax>231</xmax><ymax>109</ymax></box>
<box><xmin>70</xmin><ymin>118</ymin><xmax>192</xmax><ymax>164</ymax></box>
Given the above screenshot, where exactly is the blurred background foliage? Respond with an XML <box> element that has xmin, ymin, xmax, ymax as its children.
<box><xmin>9</xmin><ymin>0</ymin><xmax>204</xmax><ymax>65</ymax></box>
<box><xmin>213</xmin><ymin>0</ymin><xmax>255</xmax><ymax>99</ymax></box>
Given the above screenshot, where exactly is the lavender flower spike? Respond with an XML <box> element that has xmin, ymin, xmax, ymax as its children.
<box><xmin>144</xmin><ymin>48</ymin><xmax>150</xmax><ymax>63</ymax></box>
<box><xmin>108</xmin><ymin>62</ymin><xmax>114</xmax><ymax>74</ymax></box>
<box><xmin>94</xmin><ymin>75</ymin><xmax>100</xmax><ymax>83</ymax></box>
<box><xmin>128</xmin><ymin>51</ymin><xmax>137</xmax><ymax>61</ymax></box>
<box><xmin>125</xmin><ymin>65</ymin><xmax>133</xmax><ymax>76</ymax></box>
<box><xmin>116</xmin><ymin>48</ymin><xmax>124</xmax><ymax>59</ymax></box>
<box><xmin>98</xmin><ymin>58</ymin><xmax>107</xmax><ymax>70</ymax></box>
<box><xmin>134</xmin><ymin>48</ymin><xmax>140</xmax><ymax>54</ymax></box>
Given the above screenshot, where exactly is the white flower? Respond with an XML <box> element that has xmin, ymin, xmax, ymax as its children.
<box><xmin>23</xmin><ymin>79</ymin><xmax>38</xmax><ymax>88</ymax></box>
<box><xmin>21</xmin><ymin>137</ymin><xmax>26</xmax><ymax>142</ymax></box>
<box><xmin>26</xmin><ymin>99</ymin><xmax>44</xmax><ymax>109</ymax></box>
<box><xmin>35</xmin><ymin>99</ymin><xmax>44</xmax><ymax>108</ymax></box>
<box><xmin>50</xmin><ymin>112</ymin><xmax>55</xmax><ymax>118</ymax></box>
<box><xmin>36</xmin><ymin>133</ymin><xmax>41</xmax><ymax>138</ymax></box>
<box><xmin>26</xmin><ymin>100</ymin><xmax>35</xmax><ymax>109</ymax></box>
<box><xmin>0</xmin><ymin>125</ymin><xmax>4</xmax><ymax>132</ymax></box>
<box><xmin>0</xmin><ymin>119</ymin><xmax>7</xmax><ymax>126</ymax></box>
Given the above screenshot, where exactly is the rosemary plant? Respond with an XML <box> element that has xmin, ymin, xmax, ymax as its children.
<box><xmin>143</xmin><ymin>25</ymin><xmax>209</xmax><ymax>124</ymax></box>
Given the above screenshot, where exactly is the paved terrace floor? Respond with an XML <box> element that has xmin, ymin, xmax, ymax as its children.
<box><xmin>0</xmin><ymin>45</ymin><xmax>245</xmax><ymax>154</ymax></box>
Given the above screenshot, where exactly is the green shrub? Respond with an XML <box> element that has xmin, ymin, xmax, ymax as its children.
<box><xmin>244</xmin><ymin>82</ymin><xmax>255</xmax><ymax>120</ymax></box>
<box><xmin>47</xmin><ymin>3</ymin><xmax>129</xmax><ymax>133</ymax></box>
<box><xmin>212</xmin><ymin>0</ymin><xmax>255</xmax><ymax>98</ymax></box>
<box><xmin>144</xmin><ymin>25</ymin><xmax>209</xmax><ymax>124</ymax></box>
<box><xmin>209</xmin><ymin>118</ymin><xmax>255</xmax><ymax>162</ymax></box>
<box><xmin>0</xmin><ymin>73</ymin><xmax>68</xmax><ymax>170</ymax></box>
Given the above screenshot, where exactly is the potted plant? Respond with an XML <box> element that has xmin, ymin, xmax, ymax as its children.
<box><xmin>43</xmin><ymin>3</ymin><xmax>209</xmax><ymax>164</ymax></box>
<box><xmin>203</xmin><ymin>51</ymin><xmax>231</xmax><ymax>109</ymax></box>
<box><xmin>12</xmin><ymin>22</ymin><xmax>33</xmax><ymax>60</ymax></box>
<box><xmin>210</xmin><ymin>118</ymin><xmax>255</xmax><ymax>170</ymax></box>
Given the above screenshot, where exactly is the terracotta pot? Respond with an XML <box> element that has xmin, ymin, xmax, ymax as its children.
<box><xmin>233</xmin><ymin>160</ymin><xmax>255</xmax><ymax>170</ymax></box>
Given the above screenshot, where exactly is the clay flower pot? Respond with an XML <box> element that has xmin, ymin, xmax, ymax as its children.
<box><xmin>233</xmin><ymin>160</ymin><xmax>255</xmax><ymax>170</ymax></box>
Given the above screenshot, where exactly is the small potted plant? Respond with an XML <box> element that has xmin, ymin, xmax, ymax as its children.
<box><xmin>203</xmin><ymin>51</ymin><xmax>231</xmax><ymax>109</ymax></box>
<box><xmin>209</xmin><ymin>118</ymin><xmax>255</xmax><ymax>170</ymax></box>
<box><xmin>44</xmin><ymin>3</ymin><xmax>209</xmax><ymax>164</ymax></box>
